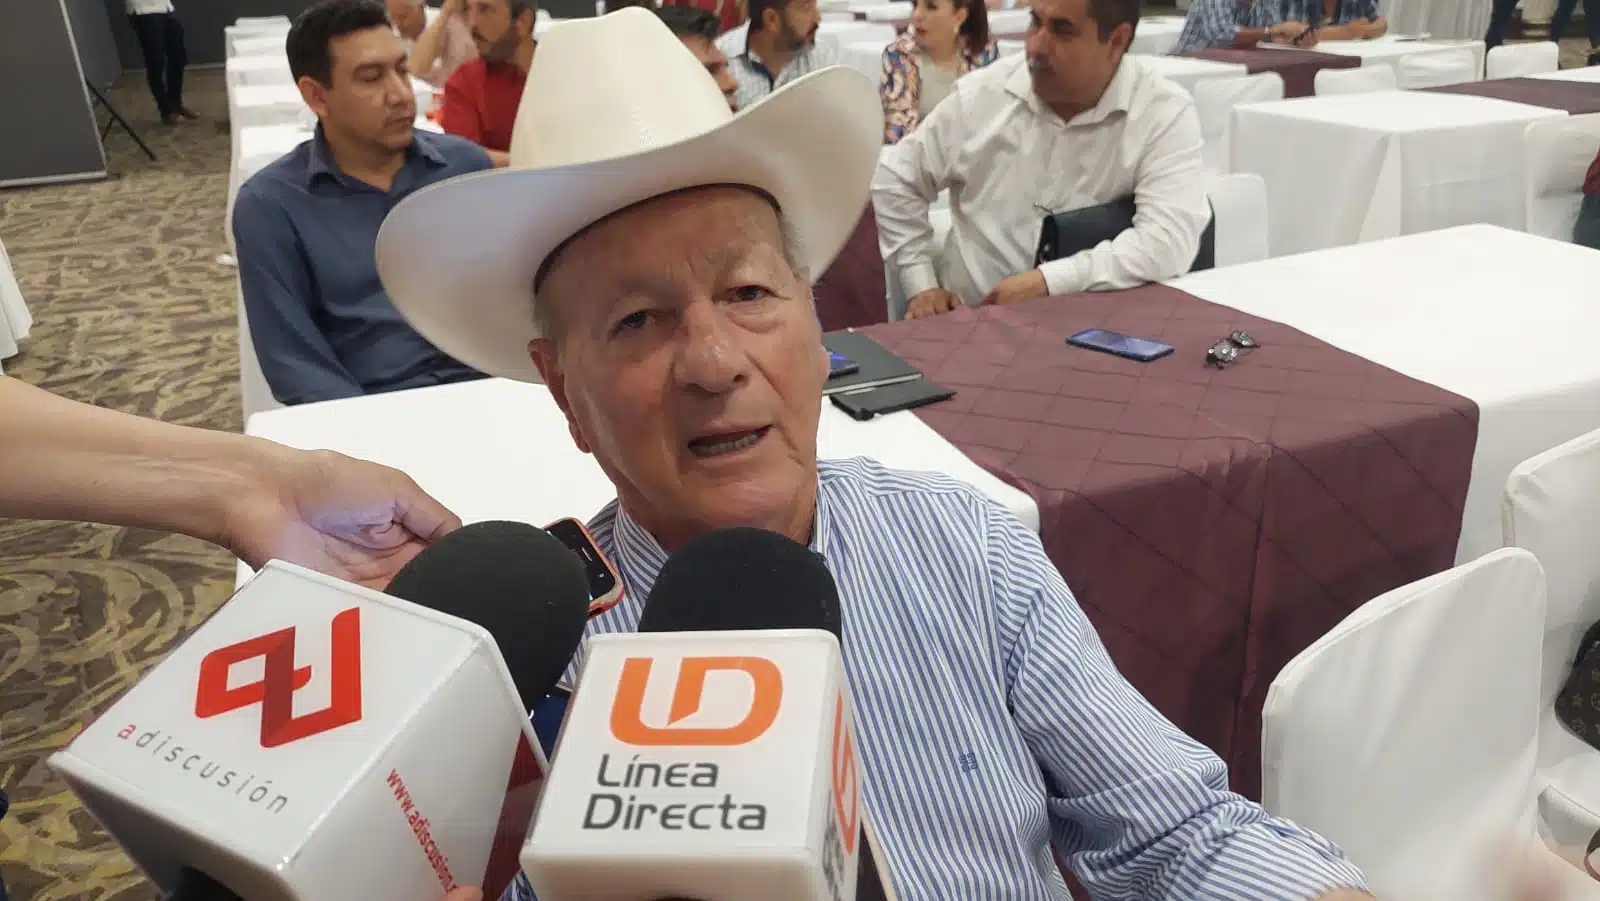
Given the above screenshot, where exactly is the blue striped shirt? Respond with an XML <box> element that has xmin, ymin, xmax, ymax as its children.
<box><xmin>509</xmin><ymin>457</ymin><xmax>1367</xmax><ymax>901</ymax></box>
<box><xmin>1171</xmin><ymin>0</ymin><xmax>1287</xmax><ymax>54</ymax></box>
<box><xmin>1281</xmin><ymin>0</ymin><xmax>1380</xmax><ymax>25</ymax></box>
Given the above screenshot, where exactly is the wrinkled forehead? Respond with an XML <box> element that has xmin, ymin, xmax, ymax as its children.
<box><xmin>536</xmin><ymin>184</ymin><xmax>784</xmax><ymax>291</ymax></box>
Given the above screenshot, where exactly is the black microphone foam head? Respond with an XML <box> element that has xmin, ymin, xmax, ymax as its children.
<box><xmin>386</xmin><ymin>520</ymin><xmax>590</xmax><ymax>709</ymax></box>
<box><xmin>637</xmin><ymin>527</ymin><xmax>842</xmax><ymax>638</ymax></box>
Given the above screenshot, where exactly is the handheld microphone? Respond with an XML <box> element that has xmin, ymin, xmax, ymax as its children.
<box><xmin>523</xmin><ymin>527</ymin><xmax>887</xmax><ymax>901</ymax></box>
<box><xmin>49</xmin><ymin>521</ymin><xmax>591</xmax><ymax>901</ymax></box>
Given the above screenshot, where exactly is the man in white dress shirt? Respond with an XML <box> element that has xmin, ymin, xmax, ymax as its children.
<box><xmin>872</xmin><ymin>0</ymin><xmax>1209</xmax><ymax>319</ymax></box>
<box><xmin>126</xmin><ymin>0</ymin><xmax>196</xmax><ymax>125</ymax></box>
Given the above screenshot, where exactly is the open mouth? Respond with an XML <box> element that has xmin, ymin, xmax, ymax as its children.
<box><xmin>688</xmin><ymin>426</ymin><xmax>770</xmax><ymax>459</ymax></box>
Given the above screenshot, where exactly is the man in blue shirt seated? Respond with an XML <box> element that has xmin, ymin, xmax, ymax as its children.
<box><xmin>1283</xmin><ymin>0</ymin><xmax>1387</xmax><ymax>39</ymax></box>
<box><xmin>232</xmin><ymin>0</ymin><xmax>492</xmax><ymax>407</ymax></box>
<box><xmin>1171</xmin><ymin>0</ymin><xmax>1313</xmax><ymax>53</ymax></box>
<box><xmin>377</xmin><ymin>8</ymin><xmax>1376</xmax><ymax>899</ymax></box>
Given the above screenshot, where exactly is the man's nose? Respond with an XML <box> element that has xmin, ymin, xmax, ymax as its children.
<box><xmin>1025</xmin><ymin>24</ymin><xmax>1050</xmax><ymax>58</ymax></box>
<box><xmin>672</xmin><ymin>306</ymin><xmax>749</xmax><ymax>394</ymax></box>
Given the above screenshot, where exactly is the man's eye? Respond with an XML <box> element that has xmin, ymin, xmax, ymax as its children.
<box><xmin>612</xmin><ymin>311</ymin><xmax>650</xmax><ymax>334</ymax></box>
<box><xmin>733</xmin><ymin>285</ymin><xmax>769</xmax><ymax>302</ymax></box>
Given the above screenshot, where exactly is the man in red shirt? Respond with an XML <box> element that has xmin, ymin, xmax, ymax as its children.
<box><xmin>441</xmin><ymin>0</ymin><xmax>536</xmax><ymax>166</ymax></box>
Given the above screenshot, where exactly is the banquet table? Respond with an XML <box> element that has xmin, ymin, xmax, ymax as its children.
<box><xmin>226</xmin><ymin>53</ymin><xmax>292</xmax><ymax>88</ymax></box>
<box><xmin>1129</xmin><ymin>16</ymin><xmax>1186</xmax><ymax>55</ymax></box>
<box><xmin>1425</xmin><ymin>75</ymin><xmax>1600</xmax><ymax>114</ymax></box>
<box><xmin>1533</xmin><ymin>66</ymin><xmax>1600</xmax><ymax>84</ymax></box>
<box><xmin>1310</xmin><ymin>36</ymin><xmax>1487</xmax><ymax>81</ymax></box>
<box><xmin>225</xmin><ymin>23</ymin><xmax>289</xmax><ymax>57</ymax></box>
<box><xmin>0</xmin><ymin>238</ymin><xmax>32</xmax><ymax>366</ymax></box>
<box><xmin>236</xmin><ymin>378</ymin><xmax>1038</xmax><ymax>581</ymax></box>
<box><xmin>1230</xmin><ymin>89</ymin><xmax>1564</xmax><ymax>255</ymax></box>
<box><xmin>1188</xmin><ymin>46</ymin><xmax>1361</xmax><ymax>97</ymax></box>
<box><xmin>1139</xmin><ymin>55</ymin><xmax>1250</xmax><ymax>94</ymax></box>
<box><xmin>231</xmin><ymin>34</ymin><xmax>290</xmax><ymax>57</ymax></box>
<box><xmin>863</xmin><ymin>223</ymin><xmax>1600</xmax><ymax>796</ymax></box>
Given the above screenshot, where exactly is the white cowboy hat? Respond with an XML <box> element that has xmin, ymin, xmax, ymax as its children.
<box><xmin>374</xmin><ymin>6</ymin><xmax>882</xmax><ymax>383</ymax></box>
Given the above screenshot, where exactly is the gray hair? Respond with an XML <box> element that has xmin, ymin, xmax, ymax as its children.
<box><xmin>532</xmin><ymin>212</ymin><xmax>810</xmax><ymax>343</ymax></box>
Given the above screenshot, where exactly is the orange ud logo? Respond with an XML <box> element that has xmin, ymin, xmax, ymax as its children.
<box><xmin>831</xmin><ymin>693</ymin><xmax>859</xmax><ymax>853</ymax></box>
<box><xmin>194</xmin><ymin>607</ymin><xmax>363</xmax><ymax>748</ymax></box>
<box><xmin>610</xmin><ymin>656</ymin><xmax>782</xmax><ymax>746</ymax></box>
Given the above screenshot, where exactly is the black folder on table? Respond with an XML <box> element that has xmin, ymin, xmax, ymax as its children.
<box><xmin>823</xmin><ymin>331</ymin><xmax>922</xmax><ymax>396</ymax></box>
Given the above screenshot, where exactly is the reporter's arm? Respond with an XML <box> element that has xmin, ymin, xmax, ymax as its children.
<box><xmin>0</xmin><ymin>376</ymin><xmax>281</xmax><ymax>544</ymax></box>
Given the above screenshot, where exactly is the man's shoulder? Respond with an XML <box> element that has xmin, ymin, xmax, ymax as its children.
<box><xmin>236</xmin><ymin>141</ymin><xmax>315</xmax><ymax>211</ymax></box>
<box><xmin>819</xmin><ymin>457</ymin><xmax>1003</xmax><ymax>528</ymax></box>
<box><xmin>415</xmin><ymin>130</ymin><xmax>495</xmax><ymax>172</ymax></box>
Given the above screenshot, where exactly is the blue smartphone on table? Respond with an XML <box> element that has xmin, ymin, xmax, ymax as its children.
<box><xmin>1067</xmin><ymin>327</ymin><xmax>1175</xmax><ymax>362</ymax></box>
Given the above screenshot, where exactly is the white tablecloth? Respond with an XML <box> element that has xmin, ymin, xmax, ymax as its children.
<box><xmin>225</xmin><ymin>24</ymin><xmax>289</xmax><ymax>57</ymax></box>
<box><xmin>1379</xmin><ymin>0</ymin><xmax>1492</xmax><ymax>40</ymax></box>
<box><xmin>226</xmin><ymin>54</ymin><xmax>292</xmax><ymax>88</ymax></box>
<box><xmin>1139</xmin><ymin>54</ymin><xmax>1249</xmax><ymax>93</ymax></box>
<box><xmin>0</xmin><ymin>237</ymin><xmax>32</xmax><ymax>363</ymax></box>
<box><xmin>237</xmin><ymin>378</ymin><xmax>1040</xmax><ymax>581</ymax></box>
<box><xmin>1131</xmin><ymin>17</ymin><xmax>1186</xmax><ymax>56</ymax></box>
<box><xmin>230</xmin><ymin>83</ymin><xmax>309</xmax><ymax>130</ymax></box>
<box><xmin>1311</xmin><ymin>36</ymin><xmax>1487</xmax><ymax>80</ymax></box>
<box><xmin>1176</xmin><ymin>224</ymin><xmax>1600</xmax><ymax>564</ymax></box>
<box><xmin>1230</xmin><ymin>89</ymin><xmax>1564</xmax><ymax>255</ymax></box>
<box><xmin>230</xmin><ymin>34</ymin><xmax>290</xmax><ymax>57</ymax></box>
<box><xmin>1531</xmin><ymin>66</ymin><xmax>1600</xmax><ymax>83</ymax></box>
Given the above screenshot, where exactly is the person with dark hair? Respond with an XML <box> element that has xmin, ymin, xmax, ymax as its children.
<box><xmin>1281</xmin><ymin>0</ymin><xmax>1385</xmax><ymax>39</ymax></box>
<box><xmin>232</xmin><ymin>0</ymin><xmax>492</xmax><ymax>406</ymax></box>
<box><xmin>722</xmin><ymin>0</ymin><xmax>835</xmax><ymax>109</ymax></box>
<box><xmin>1170</xmin><ymin>0</ymin><xmax>1310</xmax><ymax>53</ymax></box>
<box><xmin>655</xmin><ymin>4</ymin><xmax>740</xmax><ymax>109</ymax></box>
<box><xmin>440</xmin><ymin>0</ymin><xmax>537</xmax><ymax>164</ymax></box>
<box><xmin>880</xmin><ymin>0</ymin><xmax>998</xmax><ymax>143</ymax></box>
<box><xmin>873</xmin><ymin>0</ymin><xmax>1208</xmax><ymax>319</ymax></box>
<box><xmin>126</xmin><ymin>0</ymin><xmax>195</xmax><ymax>125</ymax></box>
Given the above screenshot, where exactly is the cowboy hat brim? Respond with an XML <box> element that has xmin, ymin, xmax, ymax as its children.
<box><xmin>375</xmin><ymin>66</ymin><xmax>882</xmax><ymax>384</ymax></box>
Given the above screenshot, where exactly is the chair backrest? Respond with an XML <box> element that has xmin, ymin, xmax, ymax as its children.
<box><xmin>1191</xmin><ymin>72</ymin><xmax>1284</xmax><ymax>172</ymax></box>
<box><xmin>1504</xmin><ymin>426</ymin><xmax>1600</xmax><ymax>709</ymax></box>
<box><xmin>1397</xmin><ymin>46</ymin><xmax>1481</xmax><ymax>89</ymax></box>
<box><xmin>1524</xmin><ymin>115</ymin><xmax>1600</xmax><ymax>242</ymax></box>
<box><xmin>1204</xmin><ymin>172</ymin><xmax>1269</xmax><ymax>266</ymax></box>
<box><xmin>1314</xmin><ymin>65</ymin><xmax>1399</xmax><ymax>95</ymax></box>
<box><xmin>1262</xmin><ymin>548</ymin><xmax>1547</xmax><ymax>901</ymax></box>
<box><xmin>1488</xmin><ymin>41</ymin><xmax>1561</xmax><ymax>79</ymax></box>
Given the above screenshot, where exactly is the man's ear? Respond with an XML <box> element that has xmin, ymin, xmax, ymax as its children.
<box><xmin>296</xmin><ymin>75</ymin><xmax>330</xmax><ymax>119</ymax></box>
<box><xmin>530</xmin><ymin>338</ymin><xmax>592</xmax><ymax>454</ymax></box>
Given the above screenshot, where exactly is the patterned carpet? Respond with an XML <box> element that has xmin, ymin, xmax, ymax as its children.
<box><xmin>1</xmin><ymin>30</ymin><xmax>1597</xmax><ymax>901</ymax></box>
<box><xmin>0</xmin><ymin>69</ymin><xmax>240</xmax><ymax>901</ymax></box>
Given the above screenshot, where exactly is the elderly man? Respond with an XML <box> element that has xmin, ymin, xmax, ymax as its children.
<box><xmin>378</xmin><ymin>8</ymin><xmax>1372</xmax><ymax>900</ymax></box>
<box><xmin>873</xmin><ymin>0</ymin><xmax>1211</xmax><ymax>321</ymax></box>
<box><xmin>441</xmin><ymin>0</ymin><xmax>537</xmax><ymax>164</ymax></box>
<box><xmin>390</xmin><ymin>0</ymin><xmax>478</xmax><ymax>86</ymax></box>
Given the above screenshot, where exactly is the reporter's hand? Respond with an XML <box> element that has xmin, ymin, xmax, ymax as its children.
<box><xmin>905</xmin><ymin>288</ymin><xmax>963</xmax><ymax>320</ymax></box>
<box><xmin>221</xmin><ymin>445</ymin><xmax>462</xmax><ymax>590</ymax></box>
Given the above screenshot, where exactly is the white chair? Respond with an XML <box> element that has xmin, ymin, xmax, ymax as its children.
<box><xmin>1524</xmin><ymin>115</ymin><xmax>1600</xmax><ymax>242</ymax></box>
<box><xmin>1190</xmin><ymin>72</ymin><xmax>1284</xmax><ymax>173</ymax></box>
<box><xmin>1505</xmin><ymin>428</ymin><xmax>1600</xmax><ymax>838</ymax></box>
<box><xmin>1260</xmin><ymin>549</ymin><xmax>1593</xmax><ymax>901</ymax></box>
<box><xmin>1314</xmin><ymin>65</ymin><xmax>1399</xmax><ymax>95</ymax></box>
<box><xmin>1397</xmin><ymin>46</ymin><xmax>1481</xmax><ymax>89</ymax></box>
<box><xmin>1488</xmin><ymin>41</ymin><xmax>1561</xmax><ymax>79</ymax></box>
<box><xmin>1205</xmin><ymin>173</ymin><xmax>1269</xmax><ymax>266</ymax></box>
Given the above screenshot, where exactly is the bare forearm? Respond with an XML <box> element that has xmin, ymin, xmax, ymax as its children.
<box><xmin>410</xmin><ymin>14</ymin><xmax>448</xmax><ymax>81</ymax></box>
<box><xmin>0</xmin><ymin>377</ymin><xmax>285</xmax><ymax>542</ymax></box>
<box><xmin>1235</xmin><ymin>26</ymin><xmax>1271</xmax><ymax>46</ymax></box>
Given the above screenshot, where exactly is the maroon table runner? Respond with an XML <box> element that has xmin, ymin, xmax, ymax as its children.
<box><xmin>1188</xmin><ymin>47</ymin><xmax>1361</xmax><ymax>97</ymax></box>
<box><xmin>814</xmin><ymin>204</ymin><xmax>889</xmax><ymax>332</ymax></box>
<box><xmin>1424</xmin><ymin>77</ymin><xmax>1600</xmax><ymax>115</ymax></box>
<box><xmin>861</xmin><ymin>285</ymin><xmax>1479</xmax><ymax>799</ymax></box>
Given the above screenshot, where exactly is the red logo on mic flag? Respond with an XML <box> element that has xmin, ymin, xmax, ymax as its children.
<box><xmin>195</xmin><ymin>607</ymin><xmax>364</xmax><ymax>747</ymax></box>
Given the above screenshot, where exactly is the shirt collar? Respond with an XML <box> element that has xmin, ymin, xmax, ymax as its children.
<box><xmin>606</xmin><ymin>469</ymin><xmax>835</xmax><ymax>596</ymax></box>
<box><xmin>1004</xmin><ymin>53</ymin><xmax>1137</xmax><ymax>127</ymax></box>
<box><xmin>305</xmin><ymin>125</ymin><xmax>448</xmax><ymax>187</ymax></box>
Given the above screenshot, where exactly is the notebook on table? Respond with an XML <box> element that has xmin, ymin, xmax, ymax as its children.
<box><xmin>823</xmin><ymin>330</ymin><xmax>922</xmax><ymax>396</ymax></box>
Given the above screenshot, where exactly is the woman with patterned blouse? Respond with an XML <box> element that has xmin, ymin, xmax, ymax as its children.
<box><xmin>879</xmin><ymin>0</ymin><xmax>998</xmax><ymax>144</ymax></box>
